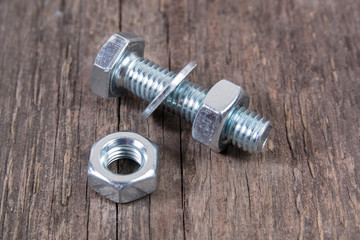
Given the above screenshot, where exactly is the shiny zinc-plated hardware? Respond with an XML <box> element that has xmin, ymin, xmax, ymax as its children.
<box><xmin>90</xmin><ymin>32</ymin><xmax>272</xmax><ymax>153</ymax></box>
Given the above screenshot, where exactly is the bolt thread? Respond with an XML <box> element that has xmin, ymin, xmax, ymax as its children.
<box><xmin>222</xmin><ymin>106</ymin><xmax>272</xmax><ymax>153</ymax></box>
<box><xmin>121</xmin><ymin>58</ymin><xmax>208</xmax><ymax>122</ymax></box>
<box><xmin>121</xmin><ymin>57</ymin><xmax>271</xmax><ymax>152</ymax></box>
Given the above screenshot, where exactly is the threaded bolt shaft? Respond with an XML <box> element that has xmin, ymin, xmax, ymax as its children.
<box><xmin>118</xmin><ymin>56</ymin><xmax>271</xmax><ymax>153</ymax></box>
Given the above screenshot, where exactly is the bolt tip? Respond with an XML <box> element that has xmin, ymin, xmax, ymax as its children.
<box><xmin>252</xmin><ymin>120</ymin><xmax>272</xmax><ymax>153</ymax></box>
<box><xmin>224</xmin><ymin>107</ymin><xmax>272</xmax><ymax>153</ymax></box>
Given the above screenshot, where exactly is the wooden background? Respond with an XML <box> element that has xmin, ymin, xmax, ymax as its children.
<box><xmin>1</xmin><ymin>0</ymin><xmax>360</xmax><ymax>239</ymax></box>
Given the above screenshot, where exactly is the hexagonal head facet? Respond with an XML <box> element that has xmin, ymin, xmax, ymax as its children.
<box><xmin>91</xmin><ymin>33</ymin><xmax>145</xmax><ymax>98</ymax></box>
<box><xmin>192</xmin><ymin>80</ymin><xmax>249</xmax><ymax>152</ymax></box>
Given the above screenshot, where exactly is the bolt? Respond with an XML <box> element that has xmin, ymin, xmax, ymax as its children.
<box><xmin>91</xmin><ymin>33</ymin><xmax>272</xmax><ymax>153</ymax></box>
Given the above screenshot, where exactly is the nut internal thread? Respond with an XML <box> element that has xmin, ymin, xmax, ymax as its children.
<box><xmin>120</xmin><ymin>57</ymin><xmax>271</xmax><ymax>153</ymax></box>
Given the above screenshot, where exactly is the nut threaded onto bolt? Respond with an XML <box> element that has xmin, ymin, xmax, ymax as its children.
<box><xmin>117</xmin><ymin>56</ymin><xmax>271</xmax><ymax>153</ymax></box>
<box><xmin>91</xmin><ymin>33</ymin><xmax>272</xmax><ymax>153</ymax></box>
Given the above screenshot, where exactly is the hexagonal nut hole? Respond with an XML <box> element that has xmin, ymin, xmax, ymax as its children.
<box><xmin>91</xmin><ymin>32</ymin><xmax>145</xmax><ymax>98</ymax></box>
<box><xmin>192</xmin><ymin>79</ymin><xmax>249</xmax><ymax>152</ymax></box>
<box><xmin>88</xmin><ymin>131</ymin><xmax>159</xmax><ymax>203</ymax></box>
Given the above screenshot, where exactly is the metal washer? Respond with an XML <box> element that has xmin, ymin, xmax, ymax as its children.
<box><xmin>141</xmin><ymin>61</ymin><xmax>197</xmax><ymax>120</ymax></box>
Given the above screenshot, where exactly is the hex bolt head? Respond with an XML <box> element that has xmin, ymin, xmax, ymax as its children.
<box><xmin>91</xmin><ymin>33</ymin><xmax>145</xmax><ymax>98</ymax></box>
<box><xmin>90</xmin><ymin>33</ymin><xmax>272</xmax><ymax>153</ymax></box>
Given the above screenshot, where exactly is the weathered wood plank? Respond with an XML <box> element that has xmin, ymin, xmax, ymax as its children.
<box><xmin>77</xmin><ymin>0</ymin><xmax>120</xmax><ymax>239</ymax></box>
<box><xmin>1</xmin><ymin>0</ymin><xmax>360</xmax><ymax>239</ymax></box>
<box><xmin>182</xmin><ymin>0</ymin><xmax>360</xmax><ymax>239</ymax></box>
<box><xmin>0</xmin><ymin>0</ymin><xmax>66</xmax><ymax>238</ymax></box>
<box><xmin>0</xmin><ymin>0</ymin><xmax>119</xmax><ymax>239</ymax></box>
<box><xmin>119</xmin><ymin>0</ymin><xmax>184</xmax><ymax>239</ymax></box>
<box><xmin>170</xmin><ymin>1</ymin><xmax>214</xmax><ymax>239</ymax></box>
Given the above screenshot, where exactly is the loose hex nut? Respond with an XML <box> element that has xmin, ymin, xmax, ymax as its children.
<box><xmin>192</xmin><ymin>79</ymin><xmax>249</xmax><ymax>152</ymax></box>
<box><xmin>88</xmin><ymin>131</ymin><xmax>159</xmax><ymax>203</ymax></box>
<box><xmin>91</xmin><ymin>32</ymin><xmax>145</xmax><ymax>98</ymax></box>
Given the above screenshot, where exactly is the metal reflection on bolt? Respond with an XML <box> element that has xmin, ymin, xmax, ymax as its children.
<box><xmin>90</xmin><ymin>32</ymin><xmax>272</xmax><ymax>153</ymax></box>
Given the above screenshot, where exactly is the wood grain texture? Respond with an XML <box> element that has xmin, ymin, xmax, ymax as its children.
<box><xmin>1</xmin><ymin>0</ymin><xmax>360</xmax><ymax>239</ymax></box>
